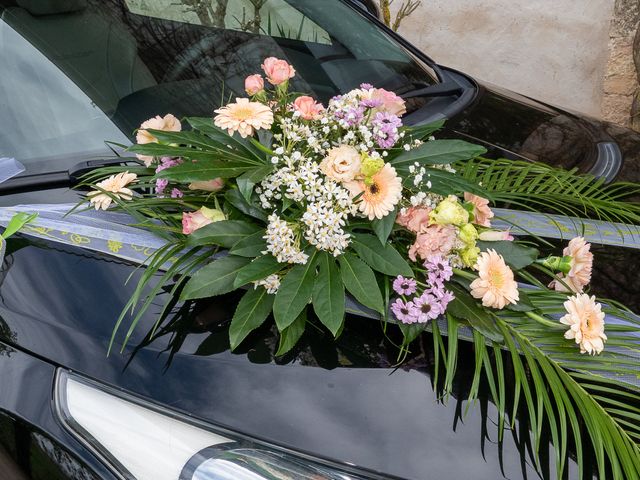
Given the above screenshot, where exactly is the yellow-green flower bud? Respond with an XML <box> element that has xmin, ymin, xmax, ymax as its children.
<box><xmin>360</xmin><ymin>155</ymin><xmax>385</xmax><ymax>179</ymax></box>
<box><xmin>430</xmin><ymin>198</ymin><xmax>470</xmax><ymax>226</ymax></box>
<box><xmin>460</xmin><ymin>245</ymin><xmax>480</xmax><ymax>268</ymax></box>
<box><xmin>459</xmin><ymin>223</ymin><xmax>478</xmax><ymax>246</ymax></box>
<box><xmin>541</xmin><ymin>255</ymin><xmax>573</xmax><ymax>275</ymax></box>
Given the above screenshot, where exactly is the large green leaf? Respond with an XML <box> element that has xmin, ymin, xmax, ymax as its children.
<box><xmin>312</xmin><ymin>253</ymin><xmax>345</xmax><ymax>337</ymax></box>
<box><xmin>352</xmin><ymin>233</ymin><xmax>413</xmax><ymax>277</ymax></box>
<box><xmin>229</xmin><ymin>287</ymin><xmax>275</xmax><ymax>350</ymax></box>
<box><xmin>154</xmin><ymin>158</ymin><xmax>258</xmax><ymax>181</ymax></box>
<box><xmin>138</xmin><ymin>129</ymin><xmax>235</xmax><ymax>153</ymax></box>
<box><xmin>180</xmin><ymin>255</ymin><xmax>250</xmax><ymax>300</ymax></box>
<box><xmin>371</xmin><ymin>207</ymin><xmax>398</xmax><ymax>244</ymax></box>
<box><xmin>391</xmin><ymin>139</ymin><xmax>486</xmax><ymax>167</ymax></box>
<box><xmin>338</xmin><ymin>253</ymin><xmax>384</xmax><ymax>314</ymax></box>
<box><xmin>187</xmin><ymin>220</ymin><xmax>261</xmax><ymax>248</ymax></box>
<box><xmin>234</xmin><ymin>255</ymin><xmax>283</xmax><ymax>288</ymax></box>
<box><xmin>477</xmin><ymin>240</ymin><xmax>539</xmax><ymax>270</ymax></box>
<box><xmin>412</xmin><ymin>167</ymin><xmax>492</xmax><ymax>199</ymax></box>
<box><xmin>224</xmin><ymin>189</ymin><xmax>268</xmax><ymax>221</ymax></box>
<box><xmin>404</xmin><ymin>119</ymin><xmax>445</xmax><ymax>140</ymax></box>
<box><xmin>275</xmin><ymin>309</ymin><xmax>307</xmax><ymax>356</ymax></box>
<box><xmin>186</xmin><ymin>117</ymin><xmax>264</xmax><ymax>160</ymax></box>
<box><xmin>446</xmin><ymin>283</ymin><xmax>503</xmax><ymax>342</ymax></box>
<box><xmin>273</xmin><ymin>252</ymin><xmax>318</xmax><ymax>330</ymax></box>
<box><xmin>229</xmin><ymin>230</ymin><xmax>267</xmax><ymax>257</ymax></box>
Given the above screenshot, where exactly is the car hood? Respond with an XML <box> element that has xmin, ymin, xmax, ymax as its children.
<box><xmin>444</xmin><ymin>79</ymin><xmax>640</xmax><ymax>183</ymax></box>
<box><xmin>0</xmin><ymin>236</ymin><xmax>558</xmax><ymax>479</ymax></box>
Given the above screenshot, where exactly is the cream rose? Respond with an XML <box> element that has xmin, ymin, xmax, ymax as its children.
<box><xmin>320</xmin><ymin>146</ymin><xmax>362</xmax><ymax>183</ymax></box>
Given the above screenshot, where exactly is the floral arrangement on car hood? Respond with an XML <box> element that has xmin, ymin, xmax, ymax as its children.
<box><xmin>81</xmin><ymin>58</ymin><xmax>640</xmax><ymax>478</ymax></box>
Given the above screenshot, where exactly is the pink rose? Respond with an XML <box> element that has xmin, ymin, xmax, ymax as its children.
<box><xmin>182</xmin><ymin>210</ymin><xmax>212</xmax><ymax>235</ymax></box>
<box><xmin>396</xmin><ymin>206</ymin><xmax>432</xmax><ymax>234</ymax></box>
<box><xmin>371</xmin><ymin>88</ymin><xmax>406</xmax><ymax>117</ymax></box>
<box><xmin>245</xmin><ymin>74</ymin><xmax>264</xmax><ymax>95</ymax></box>
<box><xmin>293</xmin><ymin>96</ymin><xmax>324</xmax><ymax>120</ymax></box>
<box><xmin>408</xmin><ymin>225</ymin><xmax>456</xmax><ymax>262</ymax></box>
<box><xmin>464</xmin><ymin>192</ymin><xmax>494</xmax><ymax>227</ymax></box>
<box><xmin>261</xmin><ymin>57</ymin><xmax>295</xmax><ymax>85</ymax></box>
<box><xmin>181</xmin><ymin>207</ymin><xmax>225</xmax><ymax>235</ymax></box>
<box><xmin>188</xmin><ymin>178</ymin><xmax>225</xmax><ymax>192</ymax></box>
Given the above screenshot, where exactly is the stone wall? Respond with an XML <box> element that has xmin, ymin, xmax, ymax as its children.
<box><xmin>601</xmin><ymin>0</ymin><xmax>640</xmax><ymax>127</ymax></box>
<box><xmin>395</xmin><ymin>0</ymin><xmax>640</xmax><ymax>125</ymax></box>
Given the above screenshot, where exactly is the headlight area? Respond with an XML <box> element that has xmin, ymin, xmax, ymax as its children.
<box><xmin>54</xmin><ymin>370</ymin><xmax>380</xmax><ymax>480</ymax></box>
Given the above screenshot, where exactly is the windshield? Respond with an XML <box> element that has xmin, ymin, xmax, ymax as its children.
<box><xmin>0</xmin><ymin>0</ymin><xmax>436</xmax><ymax>176</ymax></box>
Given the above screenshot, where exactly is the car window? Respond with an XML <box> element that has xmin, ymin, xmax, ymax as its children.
<box><xmin>0</xmin><ymin>0</ymin><xmax>435</xmax><ymax>176</ymax></box>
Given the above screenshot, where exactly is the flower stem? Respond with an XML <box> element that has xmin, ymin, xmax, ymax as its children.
<box><xmin>453</xmin><ymin>268</ymin><xmax>475</xmax><ymax>280</ymax></box>
<box><xmin>525</xmin><ymin>311</ymin><xmax>560</xmax><ymax>328</ymax></box>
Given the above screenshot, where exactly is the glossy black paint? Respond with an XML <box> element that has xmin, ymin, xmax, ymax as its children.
<box><xmin>1</xmin><ymin>232</ymin><xmax>626</xmax><ymax>479</ymax></box>
<box><xmin>1</xmin><ymin>2</ymin><xmax>639</xmax><ymax>479</ymax></box>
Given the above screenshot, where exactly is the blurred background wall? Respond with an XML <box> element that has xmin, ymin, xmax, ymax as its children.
<box><xmin>389</xmin><ymin>0</ymin><xmax>640</xmax><ymax>127</ymax></box>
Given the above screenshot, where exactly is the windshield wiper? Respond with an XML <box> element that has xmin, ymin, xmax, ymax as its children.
<box><xmin>400</xmin><ymin>81</ymin><xmax>464</xmax><ymax>99</ymax></box>
<box><xmin>0</xmin><ymin>158</ymin><xmax>134</xmax><ymax>195</ymax></box>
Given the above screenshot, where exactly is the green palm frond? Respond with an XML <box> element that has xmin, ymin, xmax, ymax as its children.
<box><xmin>435</xmin><ymin>298</ymin><xmax>640</xmax><ymax>479</ymax></box>
<box><xmin>456</xmin><ymin>157</ymin><xmax>640</xmax><ymax>225</ymax></box>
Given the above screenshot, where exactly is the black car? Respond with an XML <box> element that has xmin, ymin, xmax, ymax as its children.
<box><xmin>0</xmin><ymin>1</ymin><xmax>638</xmax><ymax>479</ymax></box>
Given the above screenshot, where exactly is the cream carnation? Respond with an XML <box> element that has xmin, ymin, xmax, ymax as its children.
<box><xmin>464</xmin><ymin>192</ymin><xmax>494</xmax><ymax>227</ymax></box>
<box><xmin>320</xmin><ymin>145</ymin><xmax>362</xmax><ymax>182</ymax></box>
<box><xmin>88</xmin><ymin>172</ymin><xmax>137</xmax><ymax>210</ymax></box>
<box><xmin>560</xmin><ymin>293</ymin><xmax>607</xmax><ymax>355</ymax></box>
<box><xmin>214</xmin><ymin>98</ymin><xmax>273</xmax><ymax>138</ymax></box>
<box><xmin>345</xmin><ymin>164</ymin><xmax>402</xmax><ymax>220</ymax></box>
<box><xmin>470</xmin><ymin>249</ymin><xmax>519</xmax><ymax>309</ymax></box>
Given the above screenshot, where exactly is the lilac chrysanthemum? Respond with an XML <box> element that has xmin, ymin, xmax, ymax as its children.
<box><xmin>155</xmin><ymin>178</ymin><xmax>169</xmax><ymax>196</ymax></box>
<box><xmin>424</xmin><ymin>255</ymin><xmax>453</xmax><ymax>286</ymax></box>
<box><xmin>155</xmin><ymin>157</ymin><xmax>182</xmax><ymax>196</ymax></box>
<box><xmin>391</xmin><ymin>298</ymin><xmax>419</xmax><ymax>324</ymax></box>
<box><xmin>371</xmin><ymin>111</ymin><xmax>402</xmax><ymax>148</ymax></box>
<box><xmin>393</xmin><ymin>275</ymin><xmax>417</xmax><ymax>296</ymax></box>
<box><xmin>413</xmin><ymin>293</ymin><xmax>443</xmax><ymax>323</ymax></box>
<box><xmin>361</xmin><ymin>98</ymin><xmax>383</xmax><ymax>109</ymax></box>
<box><xmin>360</xmin><ymin>83</ymin><xmax>374</xmax><ymax>90</ymax></box>
<box><xmin>432</xmin><ymin>286</ymin><xmax>455</xmax><ymax>310</ymax></box>
<box><xmin>171</xmin><ymin>188</ymin><xmax>183</xmax><ymax>198</ymax></box>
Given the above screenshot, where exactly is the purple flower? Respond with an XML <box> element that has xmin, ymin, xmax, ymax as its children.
<box><xmin>171</xmin><ymin>188</ymin><xmax>183</xmax><ymax>198</ymax></box>
<box><xmin>361</xmin><ymin>98</ymin><xmax>383</xmax><ymax>109</ymax></box>
<box><xmin>155</xmin><ymin>178</ymin><xmax>168</xmax><ymax>196</ymax></box>
<box><xmin>393</xmin><ymin>276</ymin><xmax>417</xmax><ymax>296</ymax></box>
<box><xmin>391</xmin><ymin>298</ymin><xmax>419</xmax><ymax>324</ymax></box>
<box><xmin>424</xmin><ymin>255</ymin><xmax>453</xmax><ymax>286</ymax></box>
<box><xmin>433</xmin><ymin>287</ymin><xmax>455</xmax><ymax>309</ymax></box>
<box><xmin>413</xmin><ymin>293</ymin><xmax>443</xmax><ymax>323</ymax></box>
<box><xmin>360</xmin><ymin>83</ymin><xmax>374</xmax><ymax>90</ymax></box>
<box><xmin>155</xmin><ymin>157</ymin><xmax>181</xmax><ymax>172</ymax></box>
<box><xmin>342</xmin><ymin>106</ymin><xmax>365</xmax><ymax>126</ymax></box>
<box><xmin>371</xmin><ymin>111</ymin><xmax>402</xmax><ymax>148</ymax></box>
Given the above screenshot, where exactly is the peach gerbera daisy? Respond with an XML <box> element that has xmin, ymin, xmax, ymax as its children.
<box><xmin>345</xmin><ymin>164</ymin><xmax>402</xmax><ymax>220</ymax></box>
<box><xmin>470</xmin><ymin>249</ymin><xmax>519</xmax><ymax>309</ymax></box>
<box><xmin>87</xmin><ymin>172</ymin><xmax>137</xmax><ymax>210</ymax></box>
<box><xmin>213</xmin><ymin>98</ymin><xmax>273</xmax><ymax>138</ymax></box>
<box><xmin>136</xmin><ymin>113</ymin><xmax>181</xmax><ymax>166</ymax></box>
<box><xmin>549</xmin><ymin>236</ymin><xmax>593</xmax><ymax>293</ymax></box>
<box><xmin>560</xmin><ymin>293</ymin><xmax>607</xmax><ymax>355</ymax></box>
<box><xmin>464</xmin><ymin>192</ymin><xmax>494</xmax><ymax>227</ymax></box>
